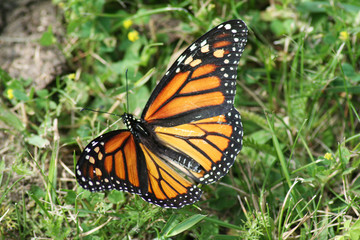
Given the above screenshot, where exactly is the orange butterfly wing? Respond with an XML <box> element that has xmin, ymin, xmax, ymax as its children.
<box><xmin>139</xmin><ymin>144</ymin><xmax>201</xmax><ymax>208</ymax></box>
<box><xmin>142</xmin><ymin>20</ymin><xmax>247</xmax><ymax>126</ymax></box>
<box><xmin>76</xmin><ymin>130</ymin><xmax>148</xmax><ymax>194</ymax></box>
<box><xmin>76</xmin><ymin>20</ymin><xmax>248</xmax><ymax>208</ymax></box>
<box><xmin>76</xmin><ymin>130</ymin><xmax>201</xmax><ymax>208</ymax></box>
<box><xmin>151</xmin><ymin>107</ymin><xmax>242</xmax><ymax>185</ymax></box>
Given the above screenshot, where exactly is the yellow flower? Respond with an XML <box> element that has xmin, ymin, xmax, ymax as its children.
<box><xmin>123</xmin><ymin>19</ymin><xmax>133</xmax><ymax>29</ymax></box>
<box><xmin>7</xmin><ymin>89</ymin><xmax>14</xmax><ymax>100</ymax></box>
<box><xmin>128</xmin><ymin>31</ymin><xmax>139</xmax><ymax>42</ymax></box>
<box><xmin>324</xmin><ymin>152</ymin><xmax>332</xmax><ymax>160</ymax></box>
<box><xmin>68</xmin><ymin>73</ymin><xmax>76</xmax><ymax>80</ymax></box>
<box><xmin>58</xmin><ymin>2</ymin><xmax>65</xmax><ymax>9</ymax></box>
<box><xmin>339</xmin><ymin>31</ymin><xmax>349</xmax><ymax>41</ymax></box>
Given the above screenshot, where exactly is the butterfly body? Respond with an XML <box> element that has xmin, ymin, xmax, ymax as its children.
<box><xmin>76</xmin><ymin>19</ymin><xmax>248</xmax><ymax>208</ymax></box>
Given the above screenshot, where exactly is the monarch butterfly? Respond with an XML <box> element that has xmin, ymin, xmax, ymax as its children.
<box><xmin>76</xmin><ymin>19</ymin><xmax>248</xmax><ymax>208</ymax></box>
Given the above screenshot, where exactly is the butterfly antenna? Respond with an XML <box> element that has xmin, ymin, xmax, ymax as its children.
<box><xmin>80</xmin><ymin>108</ymin><xmax>122</xmax><ymax>117</ymax></box>
<box><xmin>125</xmin><ymin>69</ymin><xmax>129</xmax><ymax>113</ymax></box>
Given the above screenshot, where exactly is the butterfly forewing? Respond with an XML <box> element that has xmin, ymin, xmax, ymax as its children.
<box><xmin>142</xmin><ymin>19</ymin><xmax>248</xmax><ymax>126</ymax></box>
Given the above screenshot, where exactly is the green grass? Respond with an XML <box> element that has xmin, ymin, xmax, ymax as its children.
<box><xmin>1</xmin><ymin>0</ymin><xmax>360</xmax><ymax>239</ymax></box>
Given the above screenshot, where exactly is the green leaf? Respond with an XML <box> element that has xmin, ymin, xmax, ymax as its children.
<box><xmin>40</xmin><ymin>26</ymin><xmax>56</xmax><ymax>46</ymax></box>
<box><xmin>36</xmin><ymin>89</ymin><xmax>49</xmax><ymax>98</ymax></box>
<box><xmin>270</xmin><ymin>19</ymin><xmax>294</xmax><ymax>36</ymax></box>
<box><xmin>108</xmin><ymin>190</ymin><xmax>125</xmax><ymax>204</ymax></box>
<box><xmin>13</xmin><ymin>89</ymin><xmax>29</xmax><ymax>101</ymax></box>
<box><xmin>348</xmin><ymin>219</ymin><xmax>360</xmax><ymax>240</ymax></box>
<box><xmin>160</xmin><ymin>214</ymin><xmax>180</xmax><ymax>237</ymax></box>
<box><xmin>26</xmin><ymin>135</ymin><xmax>50</xmax><ymax>148</ymax></box>
<box><xmin>0</xmin><ymin>107</ymin><xmax>25</xmax><ymax>132</ymax></box>
<box><xmin>64</xmin><ymin>190</ymin><xmax>76</xmax><ymax>205</ymax></box>
<box><xmin>0</xmin><ymin>68</ymin><xmax>12</xmax><ymax>82</ymax></box>
<box><xmin>29</xmin><ymin>185</ymin><xmax>46</xmax><ymax>199</ymax></box>
<box><xmin>165</xmin><ymin>214</ymin><xmax>207</xmax><ymax>237</ymax></box>
<box><xmin>297</xmin><ymin>1</ymin><xmax>329</xmax><ymax>13</ymax></box>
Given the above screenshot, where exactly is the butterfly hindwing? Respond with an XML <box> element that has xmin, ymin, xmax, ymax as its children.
<box><xmin>142</xmin><ymin>20</ymin><xmax>248</xmax><ymax>126</ymax></box>
<box><xmin>152</xmin><ymin>107</ymin><xmax>243</xmax><ymax>184</ymax></box>
<box><xmin>76</xmin><ymin>130</ymin><xmax>148</xmax><ymax>194</ymax></box>
<box><xmin>139</xmin><ymin>144</ymin><xmax>202</xmax><ymax>208</ymax></box>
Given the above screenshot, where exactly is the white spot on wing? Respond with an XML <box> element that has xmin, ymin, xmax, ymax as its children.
<box><xmin>190</xmin><ymin>44</ymin><xmax>197</xmax><ymax>51</ymax></box>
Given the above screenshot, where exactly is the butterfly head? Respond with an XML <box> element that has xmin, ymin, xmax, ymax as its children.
<box><xmin>122</xmin><ymin>113</ymin><xmax>149</xmax><ymax>138</ymax></box>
